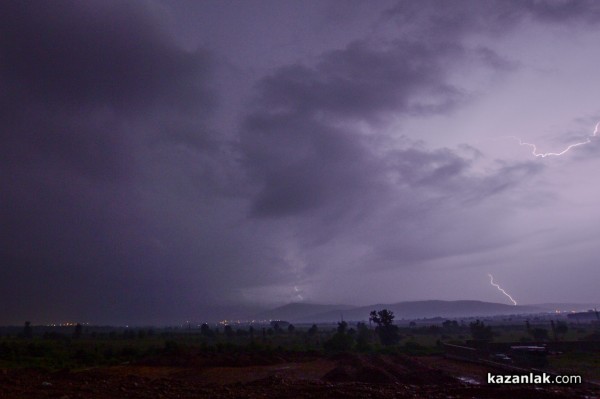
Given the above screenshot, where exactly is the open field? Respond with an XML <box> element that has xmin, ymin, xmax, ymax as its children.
<box><xmin>0</xmin><ymin>320</ymin><xmax>598</xmax><ymax>398</ymax></box>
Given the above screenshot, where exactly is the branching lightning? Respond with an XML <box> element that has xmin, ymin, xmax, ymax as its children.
<box><xmin>488</xmin><ymin>274</ymin><xmax>517</xmax><ymax>306</ymax></box>
<box><xmin>511</xmin><ymin>121</ymin><xmax>599</xmax><ymax>158</ymax></box>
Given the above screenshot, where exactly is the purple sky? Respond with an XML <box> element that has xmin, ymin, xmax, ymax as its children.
<box><xmin>2</xmin><ymin>0</ymin><xmax>600</xmax><ymax>324</ymax></box>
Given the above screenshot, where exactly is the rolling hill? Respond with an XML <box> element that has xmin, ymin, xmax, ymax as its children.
<box><xmin>252</xmin><ymin>300</ymin><xmax>547</xmax><ymax>323</ymax></box>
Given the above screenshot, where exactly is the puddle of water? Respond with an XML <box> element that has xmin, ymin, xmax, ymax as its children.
<box><xmin>457</xmin><ymin>376</ymin><xmax>480</xmax><ymax>385</ymax></box>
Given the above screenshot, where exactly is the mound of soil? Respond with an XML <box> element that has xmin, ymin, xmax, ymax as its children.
<box><xmin>324</xmin><ymin>354</ymin><xmax>433</xmax><ymax>385</ymax></box>
<box><xmin>322</xmin><ymin>366</ymin><xmax>354</xmax><ymax>382</ymax></box>
<box><xmin>356</xmin><ymin>365</ymin><xmax>396</xmax><ymax>384</ymax></box>
<box><xmin>1</xmin><ymin>353</ymin><xmax>597</xmax><ymax>399</ymax></box>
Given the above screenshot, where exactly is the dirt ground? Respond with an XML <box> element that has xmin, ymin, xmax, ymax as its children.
<box><xmin>1</xmin><ymin>353</ymin><xmax>597</xmax><ymax>398</ymax></box>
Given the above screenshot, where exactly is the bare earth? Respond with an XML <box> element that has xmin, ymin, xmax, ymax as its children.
<box><xmin>1</xmin><ymin>353</ymin><xmax>597</xmax><ymax>398</ymax></box>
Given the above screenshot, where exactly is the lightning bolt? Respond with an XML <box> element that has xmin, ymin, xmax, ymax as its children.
<box><xmin>293</xmin><ymin>285</ymin><xmax>304</xmax><ymax>301</ymax></box>
<box><xmin>488</xmin><ymin>274</ymin><xmax>517</xmax><ymax>306</ymax></box>
<box><xmin>511</xmin><ymin>121</ymin><xmax>599</xmax><ymax>158</ymax></box>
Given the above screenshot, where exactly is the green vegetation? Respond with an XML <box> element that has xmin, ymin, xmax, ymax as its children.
<box><xmin>469</xmin><ymin>320</ymin><xmax>493</xmax><ymax>341</ymax></box>
<box><xmin>0</xmin><ymin>315</ymin><xmax>597</xmax><ymax>373</ymax></box>
<box><xmin>369</xmin><ymin>309</ymin><xmax>401</xmax><ymax>346</ymax></box>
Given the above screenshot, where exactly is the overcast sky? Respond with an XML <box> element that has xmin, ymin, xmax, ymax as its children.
<box><xmin>2</xmin><ymin>0</ymin><xmax>600</xmax><ymax>324</ymax></box>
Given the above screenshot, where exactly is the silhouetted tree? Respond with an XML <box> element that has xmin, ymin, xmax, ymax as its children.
<box><xmin>369</xmin><ymin>309</ymin><xmax>400</xmax><ymax>346</ymax></box>
<box><xmin>287</xmin><ymin>324</ymin><xmax>295</xmax><ymax>333</ymax></box>
<box><xmin>223</xmin><ymin>325</ymin><xmax>234</xmax><ymax>339</ymax></box>
<box><xmin>73</xmin><ymin>323</ymin><xmax>83</xmax><ymax>339</ymax></box>
<box><xmin>530</xmin><ymin>327</ymin><xmax>549</xmax><ymax>341</ymax></box>
<box><xmin>442</xmin><ymin>320</ymin><xmax>459</xmax><ymax>331</ymax></box>
<box><xmin>200</xmin><ymin>323</ymin><xmax>213</xmax><ymax>338</ymax></box>
<box><xmin>307</xmin><ymin>324</ymin><xmax>318</xmax><ymax>336</ymax></box>
<box><xmin>271</xmin><ymin>322</ymin><xmax>284</xmax><ymax>334</ymax></box>
<box><xmin>22</xmin><ymin>321</ymin><xmax>33</xmax><ymax>339</ymax></box>
<box><xmin>355</xmin><ymin>322</ymin><xmax>371</xmax><ymax>351</ymax></box>
<box><xmin>370</xmin><ymin>309</ymin><xmax>394</xmax><ymax>326</ymax></box>
<box><xmin>555</xmin><ymin>321</ymin><xmax>568</xmax><ymax>340</ymax></box>
<box><xmin>323</xmin><ymin>321</ymin><xmax>354</xmax><ymax>352</ymax></box>
<box><xmin>337</xmin><ymin>321</ymin><xmax>348</xmax><ymax>334</ymax></box>
<box><xmin>469</xmin><ymin>320</ymin><xmax>493</xmax><ymax>341</ymax></box>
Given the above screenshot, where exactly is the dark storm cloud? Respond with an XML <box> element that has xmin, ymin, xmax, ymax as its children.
<box><xmin>519</xmin><ymin>0</ymin><xmax>600</xmax><ymax>23</ymax></box>
<box><xmin>462</xmin><ymin>161</ymin><xmax>544</xmax><ymax>205</ymax></box>
<box><xmin>386</xmin><ymin>147</ymin><xmax>471</xmax><ymax>188</ymax></box>
<box><xmin>473</xmin><ymin>47</ymin><xmax>517</xmax><ymax>72</ymax></box>
<box><xmin>254</xmin><ymin>40</ymin><xmax>466</xmax><ymax>121</ymax></box>
<box><xmin>3</xmin><ymin>0</ymin><xmax>597</xmax><ymax>323</ymax></box>
<box><xmin>239</xmin><ymin>34</ymin><xmax>534</xmax><ymax>219</ymax></box>
<box><xmin>0</xmin><ymin>0</ymin><xmax>218</xmax><ymax>324</ymax></box>
<box><xmin>239</xmin><ymin>0</ymin><xmax>600</xmax><ymax>224</ymax></box>
<box><xmin>241</xmin><ymin>112</ymin><xmax>381</xmax><ymax>217</ymax></box>
<box><xmin>232</xmin><ymin>0</ymin><xmax>571</xmax><ymax>282</ymax></box>
<box><xmin>240</xmin><ymin>39</ymin><xmax>462</xmax><ymax>218</ymax></box>
<box><xmin>386</xmin><ymin>0</ymin><xmax>600</xmax><ymax>38</ymax></box>
<box><xmin>0</xmin><ymin>0</ymin><xmax>214</xmax><ymax>184</ymax></box>
<box><xmin>0</xmin><ymin>1</ymin><xmax>212</xmax><ymax>110</ymax></box>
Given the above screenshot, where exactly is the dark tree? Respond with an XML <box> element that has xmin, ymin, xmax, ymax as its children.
<box><xmin>555</xmin><ymin>321</ymin><xmax>568</xmax><ymax>340</ymax></box>
<box><xmin>22</xmin><ymin>321</ymin><xmax>33</xmax><ymax>339</ymax></box>
<box><xmin>369</xmin><ymin>309</ymin><xmax>394</xmax><ymax>327</ymax></box>
<box><xmin>200</xmin><ymin>323</ymin><xmax>213</xmax><ymax>337</ymax></box>
<box><xmin>337</xmin><ymin>321</ymin><xmax>348</xmax><ymax>334</ymax></box>
<box><xmin>469</xmin><ymin>320</ymin><xmax>493</xmax><ymax>341</ymax></box>
<box><xmin>73</xmin><ymin>323</ymin><xmax>83</xmax><ymax>339</ymax></box>
<box><xmin>530</xmin><ymin>327</ymin><xmax>549</xmax><ymax>341</ymax></box>
<box><xmin>223</xmin><ymin>325</ymin><xmax>234</xmax><ymax>339</ymax></box>
<box><xmin>307</xmin><ymin>324</ymin><xmax>318</xmax><ymax>336</ymax></box>
<box><xmin>355</xmin><ymin>322</ymin><xmax>371</xmax><ymax>351</ymax></box>
<box><xmin>369</xmin><ymin>309</ymin><xmax>400</xmax><ymax>346</ymax></box>
<box><xmin>442</xmin><ymin>320</ymin><xmax>459</xmax><ymax>331</ymax></box>
<box><xmin>323</xmin><ymin>321</ymin><xmax>354</xmax><ymax>352</ymax></box>
<box><xmin>287</xmin><ymin>324</ymin><xmax>295</xmax><ymax>333</ymax></box>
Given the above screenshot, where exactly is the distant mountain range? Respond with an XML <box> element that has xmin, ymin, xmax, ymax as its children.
<box><xmin>251</xmin><ymin>300</ymin><xmax>598</xmax><ymax>323</ymax></box>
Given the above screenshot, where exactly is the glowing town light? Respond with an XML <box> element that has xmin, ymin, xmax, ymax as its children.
<box><xmin>488</xmin><ymin>273</ymin><xmax>517</xmax><ymax>306</ymax></box>
<box><xmin>512</xmin><ymin>121</ymin><xmax>599</xmax><ymax>158</ymax></box>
